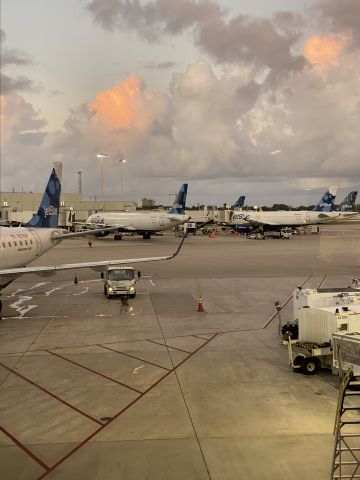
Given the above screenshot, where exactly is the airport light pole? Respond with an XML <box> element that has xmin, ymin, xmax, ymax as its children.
<box><xmin>96</xmin><ymin>153</ymin><xmax>109</xmax><ymax>208</ymax></box>
<box><xmin>118</xmin><ymin>156</ymin><xmax>127</xmax><ymax>195</ymax></box>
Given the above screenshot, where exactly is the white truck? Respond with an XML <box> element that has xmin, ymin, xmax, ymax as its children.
<box><xmin>283</xmin><ymin>286</ymin><xmax>360</xmax><ymax>375</ymax></box>
<box><xmin>102</xmin><ymin>266</ymin><xmax>141</xmax><ymax>299</ymax></box>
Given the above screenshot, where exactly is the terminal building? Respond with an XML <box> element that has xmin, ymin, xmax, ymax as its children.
<box><xmin>0</xmin><ymin>191</ymin><xmax>137</xmax><ymax>226</ymax></box>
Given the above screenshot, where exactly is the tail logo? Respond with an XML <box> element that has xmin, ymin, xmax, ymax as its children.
<box><xmin>44</xmin><ymin>206</ymin><xmax>59</xmax><ymax>218</ymax></box>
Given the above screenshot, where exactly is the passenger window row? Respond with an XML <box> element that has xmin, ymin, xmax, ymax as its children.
<box><xmin>1</xmin><ymin>239</ymin><xmax>33</xmax><ymax>248</ymax></box>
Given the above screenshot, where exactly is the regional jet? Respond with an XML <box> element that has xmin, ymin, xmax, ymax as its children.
<box><xmin>0</xmin><ymin>165</ymin><xmax>186</xmax><ymax>313</ymax></box>
<box><xmin>84</xmin><ymin>184</ymin><xmax>190</xmax><ymax>239</ymax></box>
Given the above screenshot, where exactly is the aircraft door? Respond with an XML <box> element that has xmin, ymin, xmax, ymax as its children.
<box><xmin>306</xmin><ymin>212</ymin><xmax>311</xmax><ymax>223</ymax></box>
<box><xmin>30</xmin><ymin>230</ymin><xmax>42</xmax><ymax>256</ymax></box>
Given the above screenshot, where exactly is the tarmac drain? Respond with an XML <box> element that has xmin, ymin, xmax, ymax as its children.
<box><xmin>100</xmin><ymin>417</ymin><xmax>113</xmax><ymax>423</ymax></box>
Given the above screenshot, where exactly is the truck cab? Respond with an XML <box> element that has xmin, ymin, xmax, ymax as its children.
<box><xmin>102</xmin><ymin>266</ymin><xmax>140</xmax><ymax>298</ymax></box>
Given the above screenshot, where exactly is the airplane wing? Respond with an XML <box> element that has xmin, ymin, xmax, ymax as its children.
<box><xmin>0</xmin><ymin>235</ymin><xmax>186</xmax><ymax>279</ymax></box>
<box><xmin>52</xmin><ymin>226</ymin><xmax>122</xmax><ymax>239</ymax></box>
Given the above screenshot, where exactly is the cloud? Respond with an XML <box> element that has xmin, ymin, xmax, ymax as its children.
<box><xmin>0</xmin><ymin>29</ymin><xmax>33</xmax><ymax>66</ymax></box>
<box><xmin>86</xmin><ymin>0</ymin><xmax>304</xmax><ymax>74</ymax></box>
<box><xmin>304</xmin><ymin>33</ymin><xmax>351</xmax><ymax>69</ymax></box>
<box><xmin>1</xmin><ymin>73</ymin><xmax>36</xmax><ymax>94</ymax></box>
<box><xmin>0</xmin><ymin>30</ymin><xmax>37</xmax><ymax>94</ymax></box>
<box><xmin>144</xmin><ymin>60</ymin><xmax>177</xmax><ymax>70</ymax></box>
<box><xmin>86</xmin><ymin>0</ymin><xmax>223</xmax><ymax>37</ymax></box>
<box><xmin>197</xmin><ymin>15</ymin><xmax>304</xmax><ymax>72</ymax></box>
<box><xmin>317</xmin><ymin>0</ymin><xmax>360</xmax><ymax>45</ymax></box>
<box><xmin>2</xmin><ymin>1</ymin><xmax>360</xmax><ymax>204</ymax></box>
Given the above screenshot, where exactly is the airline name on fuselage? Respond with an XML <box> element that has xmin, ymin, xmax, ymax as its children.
<box><xmin>44</xmin><ymin>206</ymin><xmax>58</xmax><ymax>217</ymax></box>
<box><xmin>90</xmin><ymin>215</ymin><xmax>105</xmax><ymax>224</ymax></box>
<box><xmin>232</xmin><ymin>213</ymin><xmax>251</xmax><ymax>221</ymax></box>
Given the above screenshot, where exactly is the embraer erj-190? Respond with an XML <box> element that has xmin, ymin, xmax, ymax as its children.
<box><xmin>85</xmin><ymin>184</ymin><xmax>190</xmax><ymax>239</ymax></box>
<box><xmin>0</xmin><ymin>164</ymin><xmax>186</xmax><ymax>313</ymax></box>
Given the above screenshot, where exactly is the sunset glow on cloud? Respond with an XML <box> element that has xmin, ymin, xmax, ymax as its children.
<box><xmin>303</xmin><ymin>33</ymin><xmax>351</xmax><ymax>69</ymax></box>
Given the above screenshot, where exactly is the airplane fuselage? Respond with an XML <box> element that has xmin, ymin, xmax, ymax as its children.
<box><xmin>0</xmin><ymin>227</ymin><xmax>61</xmax><ymax>287</ymax></box>
<box><xmin>231</xmin><ymin>210</ymin><xmax>354</xmax><ymax>227</ymax></box>
<box><xmin>86</xmin><ymin>212</ymin><xmax>190</xmax><ymax>233</ymax></box>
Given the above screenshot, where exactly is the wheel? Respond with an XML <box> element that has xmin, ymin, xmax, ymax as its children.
<box><xmin>301</xmin><ymin>357</ymin><xmax>319</xmax><ymax>375</ymax></box>
<box><xmin>104</xmin><ymin>287</ymin><xmax>111</xmax><ymax>299</ymax></box>
<box><xmin>114</xmin><ymin>234</ymin><xmax>122</xmax><ymax>241</ymax></box>
<box><xmin>130</xmin><ymin>293</ymin><xmax>136</xmax><ymax>299</ymax></box>
<box><xmin>0</xmin><ymin>299</ymin><xmax>2</xmax><ymax>314</ymax></box>
<box><xmin>142</xmin><ymin>233</ymin><xmax>151</xmax><ymax>240</ymax></box>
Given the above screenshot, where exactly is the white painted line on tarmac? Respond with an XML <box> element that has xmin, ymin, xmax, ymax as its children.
<box><xmin>133</xmin><ymin>365</ymin><xmax>145</xmax><ymax>374</ymax></box>
<box><xmin>3</xmin><ymin>315</ymin><xmax>69</xmax><ymax>319</ymax></box>
<box><xmin>149</xmin><ymin>280</ymin><xmax>155</xmax><ymax>287</ymax></box>
<box><xmin>73</xmin><ymin>287</ymin><xmax>89</xmax><ymax>296</ymax></box>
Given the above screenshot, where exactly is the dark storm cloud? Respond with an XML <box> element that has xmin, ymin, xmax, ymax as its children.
<box><xmin>86</xmin><ymin>0</ymin><xmax>303</xmax><ymax>72</ymax></box>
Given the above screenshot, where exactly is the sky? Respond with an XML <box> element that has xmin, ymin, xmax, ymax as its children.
<box><xmin>1</xmin><ymin>0</ymin><xmax>359</xmax><ymax>207</ymax></box>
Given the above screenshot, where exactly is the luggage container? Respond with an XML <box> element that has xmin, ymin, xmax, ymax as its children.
<box><xmin>332</xmin><ymin>332</ymin><xmax>360</xmax><ymax>376</ymax></box>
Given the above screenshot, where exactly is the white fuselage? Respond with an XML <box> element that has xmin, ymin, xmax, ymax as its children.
<box><xmin>0</xmin><ymin>226</ymin><xmax>62</xmax><ymax>287</ymax></box>
<box><xmin>231</xmin><ymin>210</ymin><xmax>355</xmax><ymax>226</ymax></box>
<box><xmin>86</xmin><ymin>212</ymin><xmax>189</xmax><ymax>232</ymax></box>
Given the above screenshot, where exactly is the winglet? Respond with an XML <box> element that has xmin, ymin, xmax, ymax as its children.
<box><xmin>170</xmin><ymin>233</ymin><xmax>187</xmax><ymax>259</ymax></box>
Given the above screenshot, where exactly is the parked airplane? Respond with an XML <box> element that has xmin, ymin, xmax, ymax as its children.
<box><xmin>337</xmin><ymin>191</ymin><xmax>358</xmax><ymax>212</ymax></box>
<box><xmin>85</xmin><ymin>183</ymin><xmax>190</xmax><ymax>239</ymax></box>
<box><xmin>0</xmin><ymin>166</ymin><xmax>186</xmax><ymax>312</ymax></box>
<box><xmin>231</xmin><ymin>187</ymin><xmax>341</xmax><ymax>227</ymax></box>
<box><xmin>232</xmin><ymin>196</ymin><xmax>245</xmax><ymax>209</ymax></box>
<box><xmin>312</xmin><ymin>186</ymin><xmax>337</xmax><ymax>212</ymax></box>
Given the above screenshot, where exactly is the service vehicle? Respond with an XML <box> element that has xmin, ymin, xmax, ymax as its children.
<box><xmin>102</xmin><ymin>266</ymin><xmax>141</xmax><ymax>298</ymax></box>
<box><xmin>282</xmin><ymin>285</ymin><xmax>360</xmax><ymax>375</ymax></box>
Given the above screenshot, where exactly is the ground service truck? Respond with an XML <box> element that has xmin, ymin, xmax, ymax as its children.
<box><xmin>102</xmin><ymin>266</ymin><xmax>141</xmax><ymax>298</ymax></box>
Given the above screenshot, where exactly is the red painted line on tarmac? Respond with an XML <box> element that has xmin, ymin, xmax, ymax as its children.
<box><xmin>0</xmin><ymin>425</ymin><xmax>50</xmax><ymax>472</ymax></box>
<box><xmin>172</xmin><ymin>333</ymin><xmax>218</xmax><ymax>369</ymax></box>
<box><xmin>0</xmin><ymin>362</ymin><xmax>103</xmax><ymax>426</ymax></box>
<box><xmin>35</xmin><ymin>333</ymin><xmax>218</xmax><ymax>480</ymax></box>
<box><xmin>98</xmin><ymin>345</ymin><xmax>171</xmax><ymax>371</ymax></box>
<box><xmin>146</xmin><ymin>339</ymin><xmax>192</xmax><ymax>354</ymax></box>
<box><xmin>45</xmin><ymin>350</ymin><xmax>142</xmax><ymax>394</ymax></box>
<box><xmin>192</xmin><ymin>334</ymin><xmax>212</xmax><ymax>341</ymax></box>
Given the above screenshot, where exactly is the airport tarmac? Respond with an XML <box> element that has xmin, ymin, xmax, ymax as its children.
<box><xmin>0</xmin><ymin>224</ymin><xmax>359</xmax><ymax>480</ymax></box>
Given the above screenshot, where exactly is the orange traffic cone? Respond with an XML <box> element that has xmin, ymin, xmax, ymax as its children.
<box><xmin>197</xmin><ymin>296</ymin><xmax>205</xmax><ymax>312</ymax></box>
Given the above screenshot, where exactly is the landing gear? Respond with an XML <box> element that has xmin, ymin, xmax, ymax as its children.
<box><xmin>142</xmin><ymin>233</ymin><xmax>151</xmax><ymax>240</ymax></box>
<box><xmin>114</xmin><ymin>234</ymin><xmax>123</xmax><ymax>241</ymax></box>
<box><xmin>0</xmin><ymin>299</ymin><xmax>2</xmax><ymax>315</ymax></box>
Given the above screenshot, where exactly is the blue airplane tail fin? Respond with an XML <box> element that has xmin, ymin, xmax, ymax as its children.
<box><xmin>24</xmin><ymin>163</ymin><xmax>62</xmax><ymax>228</ymax></box>
<box><xmin>169</xmin><ymin>184</ymin><xmax>188</xmax><ymax>214</ymax></box>
<box><xmin>233</xmin><ymin>196</ymin><xmax>245</xmax><ymax>209</ymax></box>
<box><xmin>313</xmin><ymin>186</ymin><xmax>337</xmax><ymax>212</ymax></box>
<box><xmin>338</xmin><ymin>191</ymin><xmax>358</xmax><ymax>211</ymax></box>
